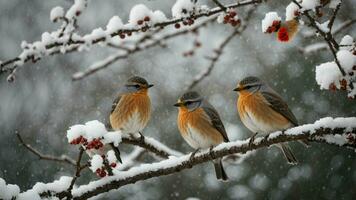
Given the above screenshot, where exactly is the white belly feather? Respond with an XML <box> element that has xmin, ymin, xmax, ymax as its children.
<box><xmin>182</xmin><ymin>124</ymin><xmax>216</xmax><ymax>149</ymax></box>
<box><xmin>121</xmin><ymin>111</ymin><xmax>146</xmax><ymax>135</ymax></box>
<box><xmin>242</xmin><ymin>108</ymin><xmax>293</xmax><ymax>137</ymax></box>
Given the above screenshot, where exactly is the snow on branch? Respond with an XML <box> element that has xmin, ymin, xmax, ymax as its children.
<box><xmin>8</xmin><ymin>117</ymin><xmax>353</xmax><ymax>200</ymax></box>
<box><xmin>0</xmin><ymin>0</ymin><xmax>261</xmax><ymax>81</ymax></box>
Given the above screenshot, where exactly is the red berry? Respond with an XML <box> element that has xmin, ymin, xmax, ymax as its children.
<box><xmin>137</xmin><ymin>20</ymin><xmax>144</xmax><ymax>25</ymax></box>
<box><xmin>110</xmin><ymin>163</ymin><xmax>117</xmax><ymax>168</ymax></box>
<box><xmin>349</xmin><ymin>72</ymin><xmax>354</xmax><ymax>76</ymax></box>
<box><xmin>194</xmin><ymin>41</ymin><xmax>201</xmax><ymax>47</ymax></box>
<box><xmin>120</xmin><ymin>34</ymin><xmax>125</xmax><ymax>39</ymax></box>
<box><xmin>229</xmin><ymin>11</ymin><xmax>237</xmax><ymax>18</ymax></box>
<box><xmin>340</xmin><ymin>79</ymin><xmax>347</xmax><ymax>90</ymax></box>
<box><xmin>231</xmin><ymin>20</ymin><xmax>238</xmax><ymax>27</ymax></box>
<box><xmin>272</xmin><ymin>20</ymin><xmax>280</xmax><ymax>27</ymax></box>
<box><xmin>99</xmin><ymin>170</ymin><xmax>107</xmax><ymax>177</ymax></box>
<box><xmin>141</xmin><ymin>27</ymin><xmax>147</xmax><ymax>32</ymax></box>
<box><xmin>96</xmin><ymin>168</ymin><xmax>101</xmax><ymax>173</ymax></box>
<box><xmin>329</xmin><ymin>83</ymin><xmax>337</xmax><ymax>91</ymax></box>
<box><xmin>277</xmin><ymin>27</ymin><xmax>289</xmax><ymax>42</ymax></box>
<box><xmin>174</xmin><ymin>23</ymin><xmax>181</xmax><ymax>29</ymax></box>
<box><xmin>127</xmin><ymin>32</ymin><xmax>132</xmax><ymax>36</ymax></box>
<box><xmin>144</xmin><ymin>16</ymin><xmax>150</xmax><ymax>21</ymax></box>
<box><xmin>224</xmin><ymin>15</ymin><xmax>230</xmax><ymax>21</ymax></box>
<box><xmin>294</xmin><ymin>10</ymin><xmax>300</xmax><ymax>17</ymax></box>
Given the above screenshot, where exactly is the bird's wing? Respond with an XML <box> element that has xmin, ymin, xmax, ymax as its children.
<box><xmin>261</xmin><ymin>91</ymin><xmax>298</xmax><ymax>126</ymax></box>
<box><xmin>111</xmin><ymin>94</ymin><xmax>122</xmax><ymax>114</ymax></box>
<box><xmin>201</xmin><ymin>102</ymin><xmax>229</xmax><ymax>142</ymax></box>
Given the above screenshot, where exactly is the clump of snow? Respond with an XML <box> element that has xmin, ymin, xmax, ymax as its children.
<box><xmin>315</xmin><ymin>61</ymin><xmax>342</xmax><ymax>89</ymax></box>
<box><xmin>152</xmin><ymin>10</ymin><xmax>167</xmax><ymax>23</ymax></box>
<box><xmin>107</xmin><ymin>150</ymin><xmax>117</xmax><ymax>164</ymax></box>
<box><xmin>301</xmin><ymin>0</ymin><xmax>320</xmax><ymax>10</ymax></box>
<box><xmin>317</xmin><ymin>21</ymin><xmax>330</xmax><ymax>33</ymax></box>
<box><xmin>337</xmin><ymin>50</ymin><xmax>355</xmax><ymax>72</ymax></box>
<box><xmin>41</xmin><ymin>32</ymin><xmax>54</xmax><ymax>44</ymax></box>
<box><xmin>67</xmin><ymin>124</ymin><xmax>86</xmax><ymax>143</ymax></box>
<box><xmin>286</xmin><ymin>2</ymin><xmax>299</xmax><ymax>21</ymax></box>
<box><xmin>66</xmin><ymin>0</ymin><xmax>87</xmax><ymax>19</ymax></box>
<box><xmin>0</xmin><ymin>178</ymin><xmax>20</xmax><ymax>200</ymax></box>
<box><xmin>172</xmin><ymin>0</ymin><xmax>196</xmax><ymax>18</ymax></box>
<box><xmin>129</xmin><ymin>4</ymin><xmax>152</xmax><ymax>25</ymax></box>
<box><xmin>340</xmin><ymin>35</ymin><xmax>354</xmax><ymax>50</ymax></box>
<box><xmin>106</xmin><ymin>16</ymin><xmax>124</xmax><ymax>35</ymax></box>
<box><xmin>90</xmin><ymin>155</ymin><xmax>104</xmax><ymax>172</ymax></box>
<box><xmin>50</xmin><ymin>6</ymin><xmax>64</xmax><ymax>22</ymax></box>
<box><xmin>103</xmin><ymin>132</ymin><xmax>122</xmax><ymax>147</ymax></box>
<box><xmin>83</xmin><ymin>28</ymin><xmax>107</xmax><ymax>43</ymax></box>
<box><xmin>84</xmin><ymin>120</ymin><xmax>107</xmax><ymax>141</ymax></box>
<box><xmin>261</xmin><ymin>12</ymin><xmax>281</xmax><ymax>32</ymax></box>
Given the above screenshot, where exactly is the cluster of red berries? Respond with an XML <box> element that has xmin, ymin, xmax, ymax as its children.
<box><xmin>69</xmin><ymin>136</ymin><xmax>104</xmax><ymax>150</ymax></box>
<box><xmin>95</xmin><ymin>167</ymin><xmax>107</xmax><ymax>177</ymax></box>
<box><xmin>70</xmin><ymin>135</ymin><xmax>87</xmax><ymax>145</ymax></box>
<box><xmin>266</xmin><ymin>20</ymin><xmax>281</xmax><ymax>33</ymax></box>
<box><xmin>346</xmin><ymin>133</ymin><xmax>356</xmax><ymax>143</ymax></box>
<box><xmin>86</xmin><ymin>138</ymin><xmax>104</xmax><ymax>150</ymax></box>
<box><xmin>174</xmin><ymin>17</ymin><xmax>195</xmax><ymax>29</ymax></box>
<box><xmin>222</xmin><ymin>11</ymin><xmax>241</xmax><ymax>27</ymax></box>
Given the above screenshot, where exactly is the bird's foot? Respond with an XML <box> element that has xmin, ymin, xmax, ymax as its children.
<box><xmin>248</xmin><ymin>132</ymin><xmax>258</xmax><ymax>147</ymax></box>
<box><xmin>209</xmin><ymin>146</ymin><xmax>215</xmax><ymax>160</ymax></box>
<box><xmin>138</xmin><ymin>132</ymin><xmax>145</xmax><ymax>142</ymax></box>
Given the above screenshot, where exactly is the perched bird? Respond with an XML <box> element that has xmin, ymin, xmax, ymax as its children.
<box><xmin>174</xmin><ymin>91</ymin><xmax>229</xmax><ymax>181</ymax></box>
<box><xmin>110</xmin><ymin>76</ymin><xmax>153</xmax><ymax>137</ymax></box>
<box><xmin>109</xmin><ymin>76</ymin><xmax>153</xmax><ymax>163</ymax></box>
<box><xmin>234</xmin><ymin>76</ymin><xmax>303</xmax><ymax>165</ymax></box>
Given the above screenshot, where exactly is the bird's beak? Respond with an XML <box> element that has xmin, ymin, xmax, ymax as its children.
<box><xmin>147</xmin><ymin>84</ymin><xmax>154</xmax><ymax>88</ymax></box>
<box><xmin>233</xmin><ymin>86</ymin><xmax>242</xmax><ymax>91</ymax></box>
<box><xmin>174</xmin><ymin>102</ymin><xmax>182</xmax><ymax>107</ymax></box>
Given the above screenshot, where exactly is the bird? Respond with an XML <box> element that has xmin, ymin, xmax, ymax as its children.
<box><xmin>109</xmin><ymin>76</ymin><xmax>153</xmax><ymax>162</ymax></box>
<box><xmin>174</xmin><ymin>91</ymin><xmax>229</xmax><ymax>181</ymax></box>
<box><xmin>233</xmin><ymin>76</ymin><xmax>305</xmax><ymax>165</ymax></box>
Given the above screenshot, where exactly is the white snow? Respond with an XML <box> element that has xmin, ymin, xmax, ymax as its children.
<box><xmin>67</xmin><ymin>124</ymin><xmax>86</xmax><ymax>142</ymax></box>
<box><xmin>286</xmin><ymin>2</ymin><xmax>299</xmax><ymax>21</ymax></box>
<box><xmin>18</xmin><ymin>176</ymin><xmax>72</xmax><ymax>199</ymax></box>
<box><xmin>66</xmin><ymin>0</ymin><xmax>87</xmax><ymax>19</ymax></box>
<box><xmin>172</xmin><ymin>0</ymin><xmax>196</xmax><ymax>18</ymax></box>
<box><xmin>337</xmin><ymin>50</ymin><xmax>355</xmax><ymax>72</ymax></box>
<box><xmin>41</xmin><ymin>32</ymin><xmax>54</xmax><ymax>44</ymax></box>
<box><xmin>129</xmin><ymin>4</ymin><xmax>152</xmax><ymax>25</ymax></box>
<box><xmin>50</xmin><ymin>6</ymin><xmax>64</xmax><ymax>22</ymax></box>
<box><xmin>152</xmin><ymin>10</ymin><xmax>168</xmax><ymax>23</ymax></box>
<box><xmin>103</xmin><ymin>131</ymin><xmax>122</xmax><ymax>146</ymax></box>
<box><xmin>84</xmin><ymin>120</ymin><xmax>107</xmax><ymax>141</ymax></box>
<box><xmin>315</xmin><ymin>61</ymin><xmax>342</xmax><ymax>89</ymax></box>
<box><xmin>107</xmin><ymin>150</ymin><xmax>117</xmax><ymax>164</ymax></box>
<box><xmin>340</xmin><ymin>35</ymin><xmax>354</xmax><ymax>46</ymax></box>
<box><xmin>90</xmin><ymin>155</ymin><xmax>104</xmax><ymax>172</ymax></box>
<box><xmin>317</xmin><ymin>20</ymin><xmax>330</xmax><ymax>33</ymax></box>
<box><xmin>83</xmin><ymin>28</ymin><xmax>107</xmax><ymax>44</ymax></box>
<box><xmin>303</xmin><ymin>42</ymin><xmax>328</xmax><ymax>54</ymax></box>
<box><xmin>106</xmin><ymin>16</ymin><xmax>124</xmax><ymax>35</ymax></box>
<box><xmin>301</xmin><ymin>0</ymin><xmax>320</xmax><ymax>10</ymax></box>
<box><xmin>0</xmin><ymin>178</ymin><xmax>20</xmax><ymax>200</ymax></box>
<box><xmin>261</xmin><ymin>12</ymin><xmax>281</xmax><ymax>33</ymax></box>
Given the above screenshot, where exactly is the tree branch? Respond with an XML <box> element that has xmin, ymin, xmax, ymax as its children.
<box><xmin>47</xmin><ymin>117</ymin><xmax>355</xmax><ymax>200</ymax></box>
<box><xmin>17</xmin><ymin>133</ymin><xmax>76</xmax><ymax>166</ymax></box>
<box><xmin>0</xmin><ymin>0</ymin><xmax>262</xmax><ymax>78</ymax></box>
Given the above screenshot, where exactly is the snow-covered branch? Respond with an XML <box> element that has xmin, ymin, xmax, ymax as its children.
<box><xmin>0</xmin><ymin>0</ymin><xmax>262</xmax><ymax>81</ymax></box>
<box><xmin>11</xmin><ymin>117</ymin><xmax>355</xmax><ymax>200</ymax></box>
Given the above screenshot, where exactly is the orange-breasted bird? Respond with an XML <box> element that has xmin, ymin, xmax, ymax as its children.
<box><xmin>110</xmin><ymin>76</ymin><xmax>153</xmax><ymax>138</ymax></box>
<box><xmin>109</xmin><ymin>76</ymin><xmax>153</xmax><ymax>163</ymax></box>
<box><xmin>234</xmin><ymin>76</ymin><xmax>305</xmax><ymax>165</ymax></box>
<box><xmin>174</xmin><ymin>91</ymin><xmax>229</xmax><ymax>181</ymax></box>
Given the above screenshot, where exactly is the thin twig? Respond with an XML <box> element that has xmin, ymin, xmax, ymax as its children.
<box><xmin>16</xmin><ymin>133</ymin><xmax>76</xmax><ymax>166</ymax></box>
<box><xmin>212</xmin><ymin>0</ymin><xmax>227</xmax><ymax>11</ymax></box>
<box><xmin>64</xmin><ymin>147</ymin><xmax>85</xmax><ymax>199</ymax></box>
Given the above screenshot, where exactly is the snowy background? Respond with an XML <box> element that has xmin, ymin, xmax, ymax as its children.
<box><xmin>0</xmin><ymin>0</ymin><xmax>355</xmax><ymax>199</ymax></box>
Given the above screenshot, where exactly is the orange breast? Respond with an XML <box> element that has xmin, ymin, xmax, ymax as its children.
<box><xmin>177</xmin><ymin>107</ymin><xmax>224</xmax><ymax>145</ymax></box>
<box><xmin>110</xmin><ymin>91</ymin><xmax>151</xmax><ymax>131</ymax></box>
<box><xmin>237</xmin><ymin>91</ymin><xmax>290</xmax><ymax>130</ymax></box>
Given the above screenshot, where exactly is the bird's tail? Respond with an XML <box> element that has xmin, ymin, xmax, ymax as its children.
<box><xmin>213</xmin><ymin>158</ymin><xmax>228</xmax><ymax>181</ymax></box>
<box><xmin>278</xmin><ymin>143</ymin><xmax>298</xmax><ymax>165</ymax></box>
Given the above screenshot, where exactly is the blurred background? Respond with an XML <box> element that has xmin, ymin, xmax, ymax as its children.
<box><xmin>0</xmin><ymin>0</ymin><xmax>355</xmax><ymax>199</ymax></box>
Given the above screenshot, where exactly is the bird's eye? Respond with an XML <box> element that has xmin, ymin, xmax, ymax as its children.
<box><xmin>244</xmin><ymin>85</ymin><xmax>252</xmax><ymax>90</ymax></box>
<box><xmin>134</xmin><ymin>84</ymin><xmax>140</xmax><ymax>89</ymax></box>
<box><xmin>185</xmin><ymin>101</ymin><xmax>193</xmax><ymax>105</ymax></box>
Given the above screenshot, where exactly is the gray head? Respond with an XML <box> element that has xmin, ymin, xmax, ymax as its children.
<box><xmin>233</xmin><ymin>76</ymin><xmax>264</xmax><ymax>93</ymax></box>
<box><xmin>124</xmin><ymin>76</ymin><xmax>154</xmax><ymax>93</ymax></box>
<box><xmin>174</xmin><ymin>91</ymin><xmax>203</xmax><ymax>111</ymax></box>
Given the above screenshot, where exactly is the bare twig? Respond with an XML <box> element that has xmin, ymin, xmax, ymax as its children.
<box><xmin>16</xmin><ymin>133</ymin><xmax>76</xmax><ymax>166</ymax></box>
<box><xmin>212</xmin><ymin>0</ymin><xmax>227</xmax><ymax>11</ymax></box>
<box><xmin>327</xmin><ymin>1</ymin><xmax>341</xmax><ymax>31</ymax></box>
